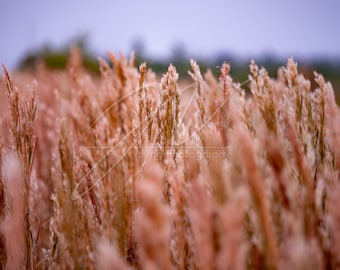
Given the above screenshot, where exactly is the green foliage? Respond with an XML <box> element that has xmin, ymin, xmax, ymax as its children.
<box><xmin>17</xmin><ymin>39</ymin><xmax>340</xmax><ymax>102</ymax></box>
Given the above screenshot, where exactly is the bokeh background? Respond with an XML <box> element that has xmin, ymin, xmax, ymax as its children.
<box><xmin>1</xmin><ymin>0</ymin><xmax>340</xmax><ymax>86</ymax></box>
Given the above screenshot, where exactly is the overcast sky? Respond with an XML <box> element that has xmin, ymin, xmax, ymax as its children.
<box><xmin>1</xmin><ymin>0</ymin><xmax>340</xmax><ymax>69</ymax></box>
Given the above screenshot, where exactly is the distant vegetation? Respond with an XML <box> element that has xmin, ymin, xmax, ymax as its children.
<box><xmin>19</xmin><ymin>37</ymin><xmax>99</xmax><ymax>74</ymax></box>
<box><xmin>18</xmin><ymin>39</ymin><xmax>340</xmax><ymax>87</ymax></box>
<box><xmin>18</xmin><ymin>43</ymin><xmax>340</xmax><ymax>104</ymax></box>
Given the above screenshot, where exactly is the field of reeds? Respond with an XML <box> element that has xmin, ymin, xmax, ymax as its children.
<box><xmin>1</xmin><ymin>49</ymin><xmax>340</xmax><ymax>269</ymax></box>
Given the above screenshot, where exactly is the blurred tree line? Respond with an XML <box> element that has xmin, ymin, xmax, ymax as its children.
<box><xmin>19</xmin><ymin>35</ymin><xmax>98</xmax><ymax>73</ymax></box>
<box><xmin>18</xmin><ymin>37</ymin><xmax>340</xmax><ymax>96</ymax></box>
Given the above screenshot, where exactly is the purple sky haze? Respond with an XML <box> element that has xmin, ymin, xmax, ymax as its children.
<box><xmin>1</xmin><ymin>0</ymin><xmax>340</xmax><ymax>69</ymax></box>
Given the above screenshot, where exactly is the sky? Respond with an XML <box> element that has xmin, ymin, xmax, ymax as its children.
<box><xmin>1</xmin><ymin>0</ymin><xmax>340</xmax><ymax>69</ymax></box>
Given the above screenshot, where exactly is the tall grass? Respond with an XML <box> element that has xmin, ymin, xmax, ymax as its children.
<box><xmin>0</xmin><ymin>52</ymin><xmax>340</xmax><ymax>269</ymax></box>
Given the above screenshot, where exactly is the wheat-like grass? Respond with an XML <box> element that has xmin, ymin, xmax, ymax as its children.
<box><xmin>0</xmin><ymin>53</ymin><xmax>339</xmax><ymax>269</ymax></box>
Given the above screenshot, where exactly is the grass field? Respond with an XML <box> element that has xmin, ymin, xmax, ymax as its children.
<box><xmin>1</xmin><ymin>50</ymin><xmax>340</xmax><ymax>269</ymax></box>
